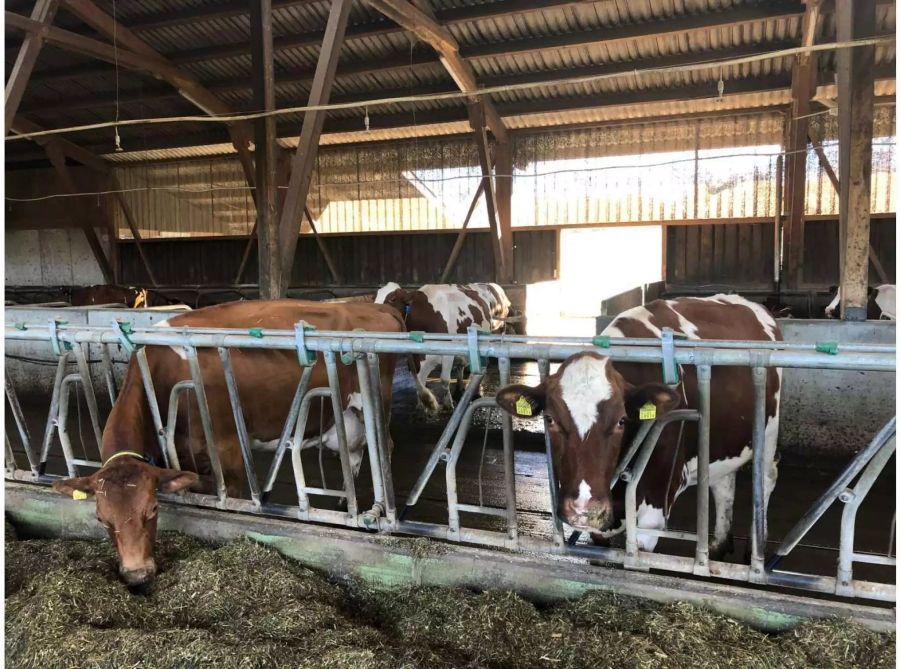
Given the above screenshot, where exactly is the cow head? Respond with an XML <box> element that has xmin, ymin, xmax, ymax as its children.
<box><xmin>496</xmin><ymin>352</ymin><xmax>680</xmax><ymax>532</ymax></box>
<box><xmin>52</xmin><ymin>458</ymin><xmax>196</xmax><ymax>587</ymax></box>
<box><xmin>374</xmin><ymin>282</ymin><xmax>411</xmax><ymax>314</ymax></box>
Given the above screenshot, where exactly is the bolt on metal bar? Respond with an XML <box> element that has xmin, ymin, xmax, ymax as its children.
<box><xmin>135</xmin><ymin>346</ymin><xmax>170</xmax><ymax>469</ymax></box>
<box><xmin>750</xmin><ymin>365</ymin><xmax>769</xmax><ymax>582</ymax></box>
<box><xmin>766</xmin><ymin>417</ymin><xmax>897</xmax><ymax>569</ymax></box>
<box><xmin>401</xmin><ymin>372</ymin><xmax>485</xmax><ymax>514</ymax></box>
<box><xmin>624</xmin><ymin>410</ymin><xmax>701</xmax><ymax>567</ymax></box>
<box><xmin>836</xmin><ymin>436</ymin><xmax>896</xmax><ymax>597</ymax></box>
<box><xmin>498</xmin><ymin>355</ymin><xmax>518</xmax><ymax>543</ymax></box>
<box><xmin>694</xmin><ymin>364</ymin><xmax>712</xmax><ymax>575</ymax></box>
<box><xmin>217</xmin><ymin>347</ymin><xmax>261</xmax><ymax>505</ymax></box>
<box><xmin>5</xmin><ymin>374</ymin><xmax>38</xmax><ymax>473</ymax></box>
<box><xmin>184</xmin><ymin>344</ymin><xmax>227</xmax><ymax>500</ymax></box>
<box><xmin>260</xmin><ymin>364</ymin><xmax>314</xmax><ymax>502</ymax></box>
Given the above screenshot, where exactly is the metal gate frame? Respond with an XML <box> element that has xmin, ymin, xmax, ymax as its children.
<box><xmin>5</xmin><ymin>320</ymin><xmax>896</xmax><ymax>604</ymax></box>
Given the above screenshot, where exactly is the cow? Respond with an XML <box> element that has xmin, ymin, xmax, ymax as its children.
<box><xmin>51</xmin><ymin>299</ymin><xmax>403</xmax><ymax>587</ymax></box>
<box><xmin>495</xmin><ymin>295</ymin><xmax>782</xmax><ymax>559</ymax></box>
<box><xmin>375</xmin><ymin>282</ymin><xmax>511</xmax><ymax>412</ymax></box>
<box><xmin>825</xmin><ymin>284</ymin><xmax>896</xmax><ymax>320</ymax></box>
<box><xmin>70</xmin><ymin>284</ymin><xmax>185</xmax><ymax>309</ymax></box>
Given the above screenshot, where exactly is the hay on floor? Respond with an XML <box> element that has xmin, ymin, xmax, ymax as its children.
<box><xmin>5</xmin><ymin>530</ymin><xmax>895</xmax><ymax>669</ymax></box>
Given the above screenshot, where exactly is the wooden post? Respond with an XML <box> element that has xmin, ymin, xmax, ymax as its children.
<box><xmin>250</xmin><ymin>0</ymin><xmax>281</xmax><ymax>299</ymax></box>
<box><xmin>440</xmin><ymin>180</ymin><xmax>485</xmax><ymax>283</ymax></box>
<box><xmin>304</xmin><ymin>208</ymin><xmax>341</xmax><ymax>284</ymax></box>
<box><xmin>837</xmin><ymin>0</ymin><xmax>875</xmax><ymax>320</ymax></box>
<box><xmin>277</xmin><ymin>0</ymin><xmax>352</xmax><ymax>291</ymax></box>
<box><xmin>468</xmin><ymin>101</ymin><xmax>505</xmax><ymax>281</ymax></box>
<box><xmin>494</xmin><ymin>141</ymin><xmax>514</xmax><ymax>283</ymax></box>
<box><xmin>45</xmin><ymin>142</ymin><xmax>114</xmax><ymax>283</ymax></box>
<box><xmin>111</xmin><ymin>177</ymin><xmax>159</xmax><ymax>286</ymax></box>
<box><xmin>782</xmin><ymin>0</ymin><xmax>819</xmax><ymax>288</ymax></box>
<box><xmin>5</xmin><ymin>0</ymin><xmax>59</xmax><ymax>130</ymax></box>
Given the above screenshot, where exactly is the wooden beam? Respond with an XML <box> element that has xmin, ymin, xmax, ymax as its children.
<box><xmin>111</xmin><ymin>177</ymin><xmax>159</xmax><ymax>287</ymax></box>
<box><xmin>836</xmin><ymin>0</ymin><xmax>876</xmax><ymax>320</ymax></box>
<box><xmin>305</xmin><ymin>208</ymin><xmax>342</xmax><ymax>284</ymax></box>
<box><xmin>468</xmin><ymin>101</ymin><xmax>504</xmax><ymax>280</ymax></box>
<box><xmin>782</xmin><ymin>0</ymin><xmax>819</xmax><ymax>288</ymax></box>
<box><xmin>494</xmin><ymin>141</ymin><xmax>514</xmax><ymax>283</ymax></box>
<box><xmin>44</xmin><ymin>141</ymin><xmax>114</xmax><ymax>283</ymax></box>
<box><xmin>5</xmin><ymin>0</ymin><xmax>60</xmax><ymax>130</ymax></box>
<box><xmin>363</xmin><ymin>0</ymin><xmax>507</xmax><ymax>143</ymax></box>
<box><xmin>440</xmin><ymin>180</ymin><xmax>485</xmax><ymax>283</ymax></box>
<box><xmin>10</xmin><ymin>116</ymin><xmax>109</xmax><ymax>173</ymax></box>
<box><xmin>250</xmin><ymin>0</ymin><xmax>282</xmax><ymax>300</ymax></box>
<box><xmin>277</xmin><ymin>0</ymin><xmax>352</xmax><ymax>291</ymax></box>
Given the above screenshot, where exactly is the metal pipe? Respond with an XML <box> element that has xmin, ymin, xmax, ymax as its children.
<box><xmin>402</xmin><ymin>372</ymin><xmax>484</xmax><ymax>512</ymax></box>
<box><xmin>184</xmin><ymin>344</ymin><xmax>227</xmax><ymax>500</ymax></box>
<box><xmin>164</xmin><ymin>381</ymin><xmax>194</xmax><ymax>471</ymax></box>
<box><xmin>6</xmin><ymin>432</ymin><xmax>18</xmax><ymax>475</ymax></box>
<box><xmin>498</xmin><ymin>355</ymin><xmax>518</xmax><ymax>543</ymax></box>
<box><xmin>135</xmin><ymin>346</ymin><xmax>170</xmax><ymax>469</ymax></box>
<box><xmin>56</xmin><ymin>374</ymin><xmax>100</xmax><ymax>477</ymax></box>
<box><xmin>694</xmin><ymin>364</ymin><xmax>712</xmax><ymax>575</ymax></box>
<box><xmin>5</xmin><ymin>375</ymin><xmax>38</xmax><ymax>472</ymax></box>
<box><xmin>290</xmin><ymin>387</ymin><xmax>332</xmax><ymax>512</ymax></box>
<box><xmin>39</xmin><ymin>351</ymin><xmax>70</xmax><ymax>471</ymax></box>
<box><xmin>537</xmin><ymin>358</ymin><xmax>565</xmax><ymax>547</ymax></box>
<box><xmin>367</xmin><ymin>353</ymin><xmax>396</xmax><ymax>524</ymax></box>
<box><xmin>323</xmin><ymin>351</ymin><xmax>358</xmax><ymax>518</ymax></box>
<box><xmin>99</xmin><ymin>345</ymin><xmax>118</xmax><ymax>405</ymax></box>
<box><xmin>767</xmin><ymin>417</ymin><xmax>896</xmax><ymax>568</ymax></box>
<box><xmin>750</xmin><ymin>365</ymin><xmax>768</xmax><ymax>582</ymax></box>
<box><xmin>354</xmin><ymin>355</ymin><xmax>385</xmax><ymax>524</ymax></box>
<box><xmin>217</xmin><ymin>347</ymin><xmax>261</xmax><ymax>504</ymax></box>
<box><xmin>836</xmin><ymin>436</ymin><xmax>896</xmax><ymax>597</ymax></box>
<box><xmin>72</xmin><ymin>342</ymin><xmax>103</xmax><ymax>450</ymax></box>
<box><xmin>260</xmin><ymin>364</ymin><xmax>314</xmax><ymax>501</ymax></box>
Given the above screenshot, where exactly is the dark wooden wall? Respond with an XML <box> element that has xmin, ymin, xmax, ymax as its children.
<box><xmin>666</xmin><ymin>221</ymin><xmax>776</xmax><ymax>288</ymax></box>
<box><xmin>802</xmin><ymin>216</ymin><xmax>896</xmax><ymax>286</ymax></box>
<box><xmin>120</xmin><ymin>229</ymin><xmax>557</xmax><ymax>287</ymax></box>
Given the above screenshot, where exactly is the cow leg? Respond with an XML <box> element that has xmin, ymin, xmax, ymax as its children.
<box><xmin>453</xmin><ymin>361</ymin><xmax>466</xmax><ymax>401</ymax></box>
<box><xmin>709</xmin><ymin>472</ymin><xmax>737</xmax><ymax>560</ymax></box>
<box><xmin>300</xmin><ymin>400</ymin><xmax>368</xmax><ymax>479</ymax></box>
<box><xmin>636</xmin><ymin>500</ymin><xmax>666</xmax><ymax>552</ymax></box>
<box><xmin>415</xmin><ymin>355</ymin><xmax>442</xmax><ymax>414</ymax></box>
<box><xmin>439</xmin><ymin>355</ymin><xmax>455</xmax><ymax>410</ymax></box>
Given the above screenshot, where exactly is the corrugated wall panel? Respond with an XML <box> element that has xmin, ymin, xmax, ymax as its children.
<box><xmin>802</xmin><ymin>217</ymin><xmax>896</xmax><ymax>287</ymax></box>
<box><xmin>665</xmin><ymin>221</ymin><xmax>775</xmax><ymax>288</ymax></box>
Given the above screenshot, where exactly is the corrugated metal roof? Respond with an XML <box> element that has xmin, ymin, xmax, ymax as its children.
<box><xmin>5</xmin><ymin>0</ymin><xmax>896</xmax><ymax>166</ymax></box>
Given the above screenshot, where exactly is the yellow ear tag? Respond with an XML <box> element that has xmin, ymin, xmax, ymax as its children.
<box><xmin>72</xmin><ymin>490</ymin><xmax>88</xmax><ymax>501</ymax></box>
<box><xmin>515</xmin><ymin>395</ymin><xmax>533</xmax><ymax>417</ymax></box>
<box><xmin>638</xmin><ymin>402</ymin><xmax>657</xmax><ymax>421</ymax></box>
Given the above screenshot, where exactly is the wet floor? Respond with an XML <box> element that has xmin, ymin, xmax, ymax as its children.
<box><xmin>7</xmin><ymin>357</ymin><xmax>895</xmax><ymax>588</ymax></box>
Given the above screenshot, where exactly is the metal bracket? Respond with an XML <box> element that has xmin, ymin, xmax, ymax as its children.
<box><xmin>294</xmin><ymin>321</ymin><xmax>316</xmax><ymax>366</ymax></box>
<box><xmin>47</xmin><ymin>319</ymin><xmax>71</xmax><ymax>356</ymax></box>
<box><xmin>467</xmin><ymin>325</ymin><xmax>485</xmax><ymax>374</ymax></box>
<box><xmin>660</xmin><ymin>327</ymin><xmax>680</xmax><ymax>386</ymax></box>
<box><xmin>110</xmin><ymin>319</ymin><xmax>137</xmax><ymax>354</ymax></box>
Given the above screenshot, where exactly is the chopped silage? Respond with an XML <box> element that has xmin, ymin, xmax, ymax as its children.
<box><xmin>5</xmin><ymin>531</ymin><xmax>895</xmax><ymax>669</ymax></box>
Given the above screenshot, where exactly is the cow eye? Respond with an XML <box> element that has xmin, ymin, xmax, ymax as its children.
<box><xmin>617</xmin><ymin>416</ymin><xmax>627</xmax><ymax>428</ymax></box>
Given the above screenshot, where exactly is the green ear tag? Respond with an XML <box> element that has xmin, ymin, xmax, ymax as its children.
<box><xmin>72</xmin><ymin>490</ymin><xmax>88</xmax><ymax>501</ymax></box>
<box><xmin>515</xmin><ymin>396</ymin><xmax>533</xmax><ymax>417</ymax></box>
<box><xmin>638</xmin><ymin>402</ymin><xmax>657</xmax><ymax>421</ymax></box>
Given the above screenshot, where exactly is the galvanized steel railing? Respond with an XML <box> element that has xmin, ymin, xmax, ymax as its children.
<box><xmin>4</xmin><ymin>320</ymin><xmax>896</xmax><ymax>603</ymax></box>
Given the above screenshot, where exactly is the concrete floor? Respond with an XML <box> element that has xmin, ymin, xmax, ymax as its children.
<box><xmin>7</xmin><ymin>357</ymin><xmax>895</xmax><ymax>588</ymax></box>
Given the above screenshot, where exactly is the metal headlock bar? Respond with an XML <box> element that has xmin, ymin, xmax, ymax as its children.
<box><xmin>4</xmin><ymin>321</ymin><xmax>896</xmax><ymax>605</ymax></box>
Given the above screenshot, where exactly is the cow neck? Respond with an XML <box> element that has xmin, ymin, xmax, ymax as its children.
<box><xmin>100</xmin><ymin>367</ymin><xmax>154</xmax><ymax>465</ymax></box>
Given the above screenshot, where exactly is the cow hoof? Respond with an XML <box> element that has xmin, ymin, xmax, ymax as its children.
<box><xmin>418</xmin><ymin>393</ymin><xmax>440</xmax><ymax>415</ymax></box>
<box><xmin>709</xmin><ymin>533</ymin><xmax>735</xmax><ymax>561</ymax></box>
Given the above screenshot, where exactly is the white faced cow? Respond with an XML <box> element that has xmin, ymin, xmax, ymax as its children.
<box><xmin>375</xmin><ymin>282</ymin><xmax>511</xmax><ymax>412</ymax></box>
<box><xmin>825</xmin><ymin>284</ymin><xmax>895</xmax><ymax>320</ymax></box>
<box><xmin>496</xmin><ymin>295</ymin><xmax>782</xmax><ymax>558</ymax></box>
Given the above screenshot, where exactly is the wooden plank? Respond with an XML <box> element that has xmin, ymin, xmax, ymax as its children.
<box><xmin>250</xmin><ymin>0</ymin><xmax>281</xmax><ymax>299</ymax></box>
<box><xmin>277</xmin><ymin>0</ymin><xmax>352</xmax><ymax>288</ymax></box>
<box><xmin>494</xmin><ymin>141</ymin><xmax>514</xmax><ymax>282</ymax></box>
<box><xmin>837</xmin><ymin>0</ymin><xmax>876</xmax><ymax>319</ymax></box>
<box><xmin>5</xmin><ymin>0</ymin><xmax>59</xmax><ymax>130</ymax></box>
<box><xmin>468</xmin><ymin>102</ymin><xmax>504</xmax><ymax>281</ymax></box>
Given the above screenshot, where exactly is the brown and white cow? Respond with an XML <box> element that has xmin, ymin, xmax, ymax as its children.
<box><xmin>52</xmin><ymin>299</ymin><xmax>403</xmax><ymax>586</ymax></box>
<box><xmin>825</xmin><ymin>284</ymin><xmax>895</xmax><ymax>320</ymax></box>
<box><xmin>375</xmin><ymin>282</ymin><xmax>511</xmax><ymax>412</ymax></box>
<box><xmin>70</xmin><ymin>284</ymin><xmax>184</xmax><ymax>309</ymax></box>
<box><xmin>496</xmin><ymin>295</ymin><xmax>782</xmax><ymax>557</ymax></box>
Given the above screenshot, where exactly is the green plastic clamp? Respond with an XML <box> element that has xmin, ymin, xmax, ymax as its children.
<box><xmin>248</xmin><ymin>327</ymin><xmax>264</xmax><ymax>338</ymax></box>
<box><xmin>341</xmin><ymin>328</ymin><xmax>366</xmax><ymax>365</ymax></box>
<box><xmin>14</xmin><ymin>322</ymin><xmax>26</xmax><ymax>331</ymax></box>
<box><xmin>815</xmin><ymin>342</ymin><xmax>839</xmax><ymax>355</ymax></box>
<box><xmin>592</xmin><ymin>335</ymin><xmax>610</xmax><ymax>348</ymax></box>
<box><xmin>409</xmin><ymin>331</ymin><xmax>425</xmax><ymax>343</ymax></box>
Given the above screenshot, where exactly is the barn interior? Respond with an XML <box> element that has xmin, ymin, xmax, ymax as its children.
<box><xmin>4</xmin><ymin>0</ymin><xmax>898</xmax><ymax>642</ymax></box>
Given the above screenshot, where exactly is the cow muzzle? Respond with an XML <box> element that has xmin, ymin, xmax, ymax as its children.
<box><xmin>120</xmin><ymin>561</ymin><xmax>157</xmax><ymax>588</ymax></box>
<box><xmin>561</xmin><ymin>498</ymin><xmax>613</xmax><ymax>531</ymax></box>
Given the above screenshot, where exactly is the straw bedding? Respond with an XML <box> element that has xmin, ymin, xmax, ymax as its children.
<box><xmin>5</xmin><ymin>530</ymin><xmax>895</xmax><ymax>669</ymax></box>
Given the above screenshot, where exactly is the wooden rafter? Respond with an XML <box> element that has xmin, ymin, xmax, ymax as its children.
<box><xmin>5</xmin><ymin>0</ymin><xmax>59</xmax><ymax>130</ymax></box>
<box><xmin>277</xmin><ymin>0</ymin><xmax>353</xmax><ymax>291</ymax></box>
<box><xmin>468</xmin><ymin>101</ymin><xmax>505</xmax><ymax>279</ymax></box>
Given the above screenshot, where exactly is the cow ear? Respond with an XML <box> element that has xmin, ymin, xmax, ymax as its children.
<box><xmin>496</xmin><ymin>383</ymin><xmax>546</xmax><ymax>419</ymax></box>
<box><xmin>53</xmin><ymin>476</ymin><xmax>95</xmax><ymax>500</ymax></box>
<box><xmin>156</xmin><ymin>468</ymin><xmax>198</xmax><ymax>493</ymax></box>
<box><xmin>625</xmin><ymin>384</ymin><xmax>681</xmax><ymax>421</ymax></box>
